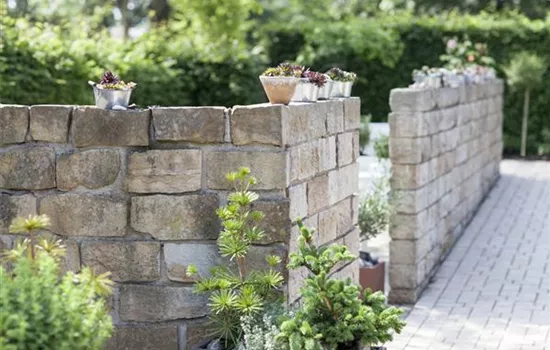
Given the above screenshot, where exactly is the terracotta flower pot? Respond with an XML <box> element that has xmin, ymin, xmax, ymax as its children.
<box><xmin>259</xmin><ymin>76</ymin><xmax>299</xmax><ymax>105</ymax></box>
<box><xmin>359</xmin><ymin>261</ymin><xmax>385</xmax><ymax>294</ymax></box>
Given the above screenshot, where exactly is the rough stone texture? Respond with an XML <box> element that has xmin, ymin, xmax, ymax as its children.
<box><xmin>73</xmin><ymin>107</ymin><xmax>149</xmax><ymax>147</ymax></box>
<box><xmin>105</xmin><ymin>326</ymin><xmax>178</xmax><ymax>350</ymax></box>
<box><xmin>0</xmin><ymin>105</ymin><xmax>28</xmax><ymax>145</ymax></box>
<box><xmin>284</xmin><ymin>103</ymin><xmax>327</xmax><ymax>145</ymax></box>
<box><xmin>308</xmin><ymin>174</ymin><xmax>328</xmax><ymax>214</ymax></box>
<box><xmin>153</xmin><ymin>107</ymin><xmax>225</xmax><ymax>143</ymax></box>
<box><xmin>131</xmin><ymin>194</ymin><xmax>219</xmax><ymax>240</ymax></box>
<box><xmin>343</xmin><ymin>97</ymin><xmax>361</xmax><ymax>131</ymax></box>
<box><xmin>119</xmin><ymin>285</ymin><xmax>209</xmax><ymax>321</ymax></box>
<box><xmin>251</xmin><ymin>200</ymin><xmax>290</xmax><ymax>244</ymax></box>
<box><xmin>60</xmin><ymin>240</ymin><xmax>81</xmax><ymax>273</ymax></box>
<box><xmin>164</xmin><ymin>243</ymin><xmax>221</xmax><ymax>282</ymax></box>
<box><xmin>0</xmin><ymin>146</ymin><xmax>56</xmax><ymax>190</ymax></box>
<box><xmin>288</xmin><ymin>183</ymin><xmax>307</xmax><ymax>221</ymax></box>
<box><xmin>205</xmin><ymin>151</ymin><xmax>288</xmax><ymax>190</ymax></box>
<box><xmin>231</xmin><ymin>104</ymin><xmax>286</xmax><ymax>146</ymax></box>
<box><xmin>30</xmin><ymin>105</ymin><xmax>71</xmax><ymax>143</ymax></box>
<box><xmin>57</xmin><ymin>149</ymin><xmax>120</xmax><ymax>190</ymax></box>
<box><xmin>126</xmin><ymin>150</ymin><xmax>201</xmax><ymax>193</ymax></box>
<box><xmin>0</xmin><ymin>194</ymin><xmax>36</xmax><ymax>233</ymax></box>
<box><xmin>81</xmin><ymin>242</ymin><xmax>160</xmax><ymax>282</ymax></box>
<box><xmin>388</xmin><ymin>81</ymin><xmax>503</xmax><ymax>304</ymax></box>
<box><xmin>40</xmin><ymin>194</ymin><xmax>127</xmax><ymax>237</ymax></box>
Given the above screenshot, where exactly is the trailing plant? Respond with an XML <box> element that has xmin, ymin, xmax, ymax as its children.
<box><xmin>504</xmin><ymin>52</ymin><xmax>547</xmax><ymax>157</ymax></box>
<box><xmin>96</xmin><ymin>70</ymin><xmax>136</xmax><ymax>90</ymax></box>
<box><xmin>0</xmin><ymin>215</ymin><xmax>113</xmax><ymax>350</ymax></box>
<box><xmin>373</xmin><ymin>135</ymin><xmax>389</xmax><ymax>159</ymax></box>
<box><xmin>189</xmin><ymin>167</ymin><xmax>284</xmax><ymax>349</ymax></box>
<box><xmin>358</xmin><ymin>173</ymin><xmax>394</xmax><ymax>241</ymax></box>
<box><xmin>277</xmin><ymin>221</ymin><xmax>405</xmax><ymax>350</ymax></box>
<box><xmin>326</xmin><ymin>67</ymin><xmax>356</xmax><ymax>82</ymax></box>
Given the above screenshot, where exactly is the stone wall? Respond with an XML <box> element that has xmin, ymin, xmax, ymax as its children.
<box><xmin>0</xmin><ymin>99</ymin><xmax>360</xmax><ymax>350</ymax></box>
<box><xmin>387</xmin><ymin>81</ymin><xmax>504</xmax><ymax>304</ymax></box>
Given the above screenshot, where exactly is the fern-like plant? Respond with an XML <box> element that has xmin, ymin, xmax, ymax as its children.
<box><xmin>277</xmin><ymin>221</ymin><xmax>405</xmax><ymax>350</ymax></box>
<box><xmin>189</xmin><ymin>167</ymin><xmax>284</xmax><ymax>348</ymax></box>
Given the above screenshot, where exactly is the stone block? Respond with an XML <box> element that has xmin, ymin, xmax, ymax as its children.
<box><xmin>164</xmin><ymin>243</ymin><xmax>221</xmax><ymax>282</ymax></box>
<box><xmin>288</xmin><ymin>183</ymin><xmax>307</xmax><ymax>222</ymax></box>
<box><xmin>327</xmin><ymin>163</ymin><xmax>358</xmax><ymax>205</ymax></box>
<box><xmin>81</xmin><ymin>241</ymin><xmax>160</xmax><ymax>282</ymax></box>
<box><xmin>435</xmin><ymin>87</ymin><xmax>460</xmax><ymax>108</ymax></box>
<box><xmin>319</xmin><ymin>136</ymin><xmax>337</xmax><ymax>172</ymax></box>
<box><xmin>389</xmin><ymin>88</ymin><xmax>436</xmax><ymax>112</ymax></box>
<box><xmin>317</xmin><ymin>198</ymin><xmax>353</xmax><ymax>245</ymax></box>
<box><xmin>0</xmin><ymin>146</ymin><xmax>56</xmax><ymax>190</ymax></box>
<box><xmin>389</xmin><ymin>263</ymin><xmax>422</xmax><ymax>289</ymax></box>
<box><xmin>57</xmin><ymin>149</ymin><xmax>120</xmax><ymax>191</ymax></box>
<box><xmin>126</xmin><ymin>150</ymin><xmax>201</xmax><ymax>193</ymax></box>
<box><xmin>391</xmin><ymin>162</ymin><xmax>430</xmax><ymax>190</ymax></box>
<box><xmin>0</xmin><ymin>105</ymin><xmax>28</xmax><ymax>145</ymax></box>
<box><xmin>343</xmin><ymin>227</ymin><xmax>360</xmax><ymax>258</ymax></box>
<box><xmin>439</xmin><ymin>106</ymin><xmax>458</xmax><ymax>131</ymax></box>
<box><xmin>290</xmin><ymin>141</ymin><xmax>319</xmax><ymax>183</ymax></box>
<box><xmin>231</xmin><ymin>104</ymin><xmax>286</xmax><ymax>146</ymax></box>
<box><xmin>284</xmin><ymin>103</ymin><xmax>327</xmax><ymax>145</ymax></box>
<box><xmin>131</xmin><ymin>194</ymin><xmax>219</xmax><ymax>240</ymax></box>
<box><xmin>105</xmin><ymin>326</ymin><xmax>178</xmax><ymax>350</ymax></box>
<box><xmin>337</xmin><ymin>132</ymin><xmax>354</xmax><ymax>167</ymax></box>
<box><xmin>390</xmin><ymin>210</ymin><xmax>428</xmax><ymax>240</ymax></box>
<box><xmin>0</xmin><ymin>194</ymin><xmax>36</xmax><ymax>233</ymax></box>
<box><xmin>388</xmin><ymin>111</ymin><xmax>430</xmax><ymax>138</ymax></box>
<box><xmin>59</xmin><ymin>240</ymin><xmax>80</xmax><ymax>274</ymax></box>
<box><xmin>153</xmin><ymin>107</ymin><xmax>225</xmax><ymax>143</ymax></box>
<box><xmin>388</xmin><ymin>288</ymin><xmax>419</xmax><ymax>304</ymax></box>
<box><xmin>205</xmin><ymin>151</ymin><xmax>288</xmax><ymax>190</ymax></box>
<box><xmin>389</xmin><ymin>240</ymin><xmax>418</xmax><ymax>265</ymax></box>
<box><xmin>331</xmin><ymin>259</ymin><xmax>359</xmax><ymax>285</ymax></box>
<box><xmin>119</xmin><ymin>285</ymin><xmax>209</xmax><ymax>322</ymax></box>
<box><xmin>250</xmin><ymin>200</ymin><xmax>290</xmax><ymax>244</ymax></box>
<box><xmin>352</xmin><ymin>130</ymin><xmax>360</xmax><ymax>162</ymax></box>
<box><xmin>394</xmin><ymin>187</ymin><xmax>428</xmax><ymax>215</ymax></box>
<box><xmin>390</xmin><ymin>137</ymin><xmax>428</xmax><ymax>165</ymax></box>
<box><xmin>308</xmin><ymin>174</ymin><xmax>329</xmax><ymax>214</ymax></box>
<box><xmin>72</xmin><ymin>107</ymin><xmax>149</xmax><ymax>147</ymax></box>
<box><xmin>30</xmin><ymin>105</ymin><xmax>71</xmax><ymax>143</ymax></box>
<box><xmin>437</xmin><ymin>151</ymin><xmax>456</xmax><ymax>177</ymax></box>
<box><xmin>40</xmin><ymin>194</ymin><xmax>127</xmax><ymax>237</ymax></box>
<box><xmin>343</xmin><ymin>97</ymin><xmax>361</xmax><ymax>131</ymax></box>
<box><xmin>323</xmin><ymin>100</ymin><xmax>345</xmax><ymax>134</ymax></box>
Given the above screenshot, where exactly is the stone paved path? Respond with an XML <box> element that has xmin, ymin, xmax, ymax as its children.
<box><xmin>388</xmin><ymin>160</ymin><xmax>550</xmax><ymax>350</ymax></box>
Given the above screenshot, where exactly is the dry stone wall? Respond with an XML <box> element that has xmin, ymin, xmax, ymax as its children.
<box><xmin>388</xmin><ymin>81</ymin><xmax>504</xmax><ymax>304</ymax></box>
<box><xmin>0</xmin><ymin>99</ymin><xmax>360</xmax><ymax>350</ymax></box>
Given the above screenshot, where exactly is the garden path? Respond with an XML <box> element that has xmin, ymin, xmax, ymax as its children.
<box><xmin>388</xmin><ymin>160</ymin><xmax>550</xmax><ymax>350</ymax></box>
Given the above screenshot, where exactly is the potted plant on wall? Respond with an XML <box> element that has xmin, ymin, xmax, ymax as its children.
<box><xmin>88</xmin><ymin>71</ymin><xmax>136</xmax><ymax>110</ymax></box>
<box><xmin>259</xmin><ymin>63</ymin><xmax>301</xmax><ymax>105</ymax></box>
<box><xmin>327</xmin><ymin>67</ymin><xmax>356</xmax><ymax>98</ymax></box>
<box><xmin>318</xmin><ymin>74</ymin><xmax>333</xmax><ymax>100</ymax></box>
<box><xmin>291</xmin><ymin>68</ymin><xmax>328</xmax><ymax>102</ymax></box>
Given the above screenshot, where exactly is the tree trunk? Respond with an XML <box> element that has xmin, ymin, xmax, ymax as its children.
<box><xmin>496</xmin><ymin>0</ymin><xmax>505</xmax><ymax>11</ymax></box>
<box><xmin>520</xmin><ymin>88</ymin><xmax>530</xmax><ymax>157</ymax></box>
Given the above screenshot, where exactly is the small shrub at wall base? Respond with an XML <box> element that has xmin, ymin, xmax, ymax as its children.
<box><xmin>0</xmin><ymin>215</ymin><xmax>113</xmax><ymax>350</ymax></box>
<box><xmin>373</xmin><ymin>135</ymin><xmax>389</xmax><ymax>160</ymax></box>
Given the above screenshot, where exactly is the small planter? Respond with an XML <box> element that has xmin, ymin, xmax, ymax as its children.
<box><xmin>259</xmin><ymin>76</ymin><xmax>299</xmax><ymax>105</ymax></box>
<box><xmin>291</xmin><ymin>78</ymin><xmax>320</xmax><ymax>102</ymax></box>
<box><xmin>331</xmin><ymin>81</ymin><xmax>354</xmax><ymax>98</ymax></box>
<box><xmin>359</xmin><ymin>261</ymin><xmax>385</xmax><ymax>294</ymax></box>
<box><xmin>318</xmin><ymin>78</ymin><xmax>333</xmax><ymax>100</ymax></box>
<box><xmin>91</xmin><ymin>85</ymin><xmax>134</xmax><ymax>110</ymax></box>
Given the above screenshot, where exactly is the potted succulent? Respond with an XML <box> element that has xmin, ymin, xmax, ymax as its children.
<box><xmin>88</xmin><ymin>71</ymin><xmax>136</xmax><ymax>110</ymax></box>
<box><xmin>318</xmin><ymin>74</ymin><xmax>333</xmax><ymax>100</ymax></box>
<box><xmin>427</xmin><ymin>68</ymin><xmax>442</xmax><ymax>88</ymax></box>
<box><xmin>259</xmin><ymin>63</ymin><xmax>301</xmax><ymax>105</ymax></box>
<box><xmin>327</xmin><ymin>67</ymin><xmax>356</xmax><ymax>98</ymax></box>
<box><xmin>291</xmin><ymin>68</ymin><xmax>328</xmax><ymax>102</ymax></box>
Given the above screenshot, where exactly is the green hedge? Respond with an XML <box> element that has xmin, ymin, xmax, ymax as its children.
<box><xmin>264</xmin><ymin>12</ymin><xmax>550</xmax><ymax>155</ymax></box>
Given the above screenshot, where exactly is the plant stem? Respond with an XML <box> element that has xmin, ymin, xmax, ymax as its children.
<box><xmin>29</xmin><ymin>229</ymin><xmax>36</xmax><ymax>260</ymax></box>
<box><xmin>521</xmin><ymin>88</ymin><xmax>530</xmax><ymax>157</ymax></box>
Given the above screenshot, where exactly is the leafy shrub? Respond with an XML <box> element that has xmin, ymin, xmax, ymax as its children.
<box><xmin>276</xmin><ymin>221</ymin><xmax>405</xmax><ymax>349</ymax></box>
<box><xmin>189</xmin><ymin>168</ymin><xmax>284</xmax><ymax>348</ymax></box>
<box><xmin>358</xmin><ymin>174</ymin><xmax>393</xmax><ymax>241</ymax></box>
<box><xmin>0</xmin><ymin>215</ymin><xmax>113</xmax><ymax>350</ymax></box>
<box><xmin>373</xmin><ymin>135</ymin><xmax>389</xmax><ymax>159</ymax></box>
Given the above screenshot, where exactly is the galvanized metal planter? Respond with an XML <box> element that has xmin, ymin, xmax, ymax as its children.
<box><xmin>259</xmin><ymin>76</ymin><xmax>299</xmax><ymax>105</ymax></box>
<box><xmin>318</xmin><ymin>80</ymin><xmax>333</xmax><ymax>100</ymax></box>
<box><xmin>291</xmin><ymin>78</ymin><xmax>320</xmax><ymax>102</ymax></box>
<box><xmin>89</xmin><ymin>81</ymin><xmax>135</xmax><ymax>110</ymax></box>
<box><xmin>331</xmin><ymin>81</ymin><xmax>354</xmax><ymax>98</ymax></box>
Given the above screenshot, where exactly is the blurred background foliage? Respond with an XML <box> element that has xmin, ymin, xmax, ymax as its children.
<box><xmin>0</xmin><ymin>0</ymin><xmax>549</xmax><ymax>155</ymax></box>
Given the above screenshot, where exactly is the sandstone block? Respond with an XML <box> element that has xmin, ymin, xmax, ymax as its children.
<box><xmin>153</xmin><ymin>107</ymin><xmax>225</xmax><ymax>143</ymax></box>
<box><xmin>105</xmin><ymin>326</ymin><xmax>178</xmax><ymax>350</ymax></box>
<box><xmin>126</xmin><ymin>150</ymin><xmax>201</xmax><ymax>193</ymax></box>
<box><xmin>81</xmin><ymin>241</ymin><xmax>160</xmax><ymax>282</ymax></box>
<box><xmin>337</xmin><ymin>132</ymin><xmax>354</xmax><ymax>167</ymax></box>
<box><xmin>343</xmin><ymin>97</ymin><xmax>361</xmax><ymax>130</ymax></box>
<box><xmin>40</xmin><ymin>194</ymin><xmax>127</xmax><ymax>237</ymax></box>
<box><xmin>390</xmin><ymin>137</ymin><xmax>428</xmax><ymax>165</ymax></box>
<box><xmin>119</xmin><ymin>285</ymin><xmax>209</xmax><ymax>322</ymax></box>
<box><xmin>327</xmin><ymin>163</ymin><xmax>358</xmax><ymax>205</ymax></box>
<box><xmin>394</xmin><ymin>187</ymin><xmax>428</xmax><ymax>215</ymax></box>
<box><xmin>164</xmin><ymin>243</ymin><xmax>221</xmax><ymax>282</ymax></box>
<box><xmin>435</xmin><ymin>87</ymin><xmax>460</xmax><ymax>108</ymax></box>
<box><xmin>317</xmin><ymin>198</ymin><xmax>353</xmax><ymax>245</ymax></box>
<box><xmin>308</xmin><ymin>174</ymin><xmax>329</xmax><ymax>215</ymax></box>
<box><xmin>72</xmin><ymin>107</ymin><xmax>149</xmax><ymax>147</ymax></box>
<box><xmin>388</xmin><ymin>288</ymin><xmax>419</xmax><ymax>304</ymax></box>
<box><xmin>288</xmin><ymin>183</ymin><xmax>307</xmax><ymax>222</ymax></box>
<box><xmin>0</xmin><ymin>194</ymin><xmax>36</xmax><ymax>233</ymax></box>
<box><xmin>388</xmin><ymin>111</ymin><xmax>430</xmax><ymax>138</ymax></box>
<box><xmin>205</xmin><ymin>151</ymin><xmax>288</xmax><ymax>190</ymax></box>
<box><xmin>0</xmin><ymin>147</ymin><xmax>56</xmax><ymax>190</ymax></box>
<box><xmin>389</xmin><ymin>263</ymin><xmax>422</xmax><ymax>289</ymax></box>
<box><xmin>290</xmin><ymin>141</ymin><xmax>319</xmax><ymax>182</ymax></box>
<box><xmin>439</xmin><ymin>106</ymin><xmax>458</xmax><ymax>131</ymax></box>
<box><xmin>231</xmin><ymin>104</ymin><xmax>286</xmax><ymax>146</ymax></box>
<box><xmin>284</xmin><ymin>103</ymin><xmax>326</xmax><ymax>145</ymax></box>
<box><xmin>389</xmin><ymin>240</ymin><xmax>418</xmax><ymax>265</ymax></box>
<box><xmin>390</xmin><ymin>88</ymin><xmax>436</xmax><ymax>112</ymax></box>
<box><xmin>319</xmin><ymin>136</ymin><xmax>337</xmax><ymax>172</ymax></box>
<box><xmin>57</xmin><ymin>149</ymin><xmax>120</xmax><ymax>190</ymax></box>
<box><xmin>323</xmin><ymin>100</ymin><xmax>345</xmax><ymax>134</ymax></box>
<box><xmin>131</xmin><ymin>194</ymin><xmax>219</xmax><ymax>240</ymax></box>
<box><xmin>0</xmin><ymin>105</ymin><xmax>28</xmax><ymax>145</ymax></box>
<box><xmin>251</xmin><ymin>200</ymin><xmax>290</xmax><ymax>244</ymax></box>
<box><xmin>58</xmin><ymin>240</ymin><xmax>80</xmax><ymax>274</ymax></box>
<box><xmin>391</xmin><ymin>162</ymin><xmax>430</xmax><ymax>190</ymax></box>
<box><xmin>30</xmin><ymin>105</ymin><xmax>71</xmax><ymax>143</ymax></box>
<box><xmin>390</xmin><ymin>211</ymin><xmax>428</xmax><ymax>240</ymax></box>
